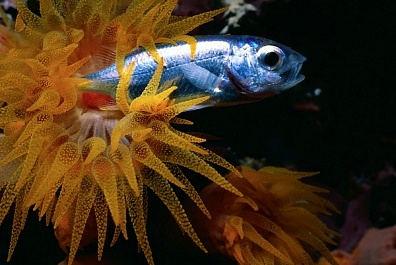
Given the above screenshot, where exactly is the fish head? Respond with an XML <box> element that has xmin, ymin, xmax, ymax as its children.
<box><xmin>227</xmin><ymin>36</ymin><xmax>306</xmax><ymax>98</ymax></box>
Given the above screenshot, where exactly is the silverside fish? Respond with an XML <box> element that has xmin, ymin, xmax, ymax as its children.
<box><xmin>84</xmin><ymin>35</ymin><xmax>306</xmax><ymax>110</ymax></box>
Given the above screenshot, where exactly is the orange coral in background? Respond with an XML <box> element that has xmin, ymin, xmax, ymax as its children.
<box><xmin>187</xmin><ymin>166</ymin><xmax>340</xmax><ymax>265</ymax></box>
<box><xmin>0</xmin><ymin>1</ymin><xmax>235</xmax><ymax>265</ymax></box>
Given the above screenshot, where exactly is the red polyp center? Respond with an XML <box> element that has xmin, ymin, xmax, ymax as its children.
<box><xmin>82</xmin><ymin>92</ymin><xmax>115</xmax><ymax>109</ymax></box>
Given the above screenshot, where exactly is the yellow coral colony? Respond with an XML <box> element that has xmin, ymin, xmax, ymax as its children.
<box><xmin>198</xmin><ymin>166</ymin><xmax>340</xmax><ymax>265</ymax></box>
<box><xmin>0</xmin><ymin>1</ymin><xmax>241</xmax><ymax>264</ymax></box>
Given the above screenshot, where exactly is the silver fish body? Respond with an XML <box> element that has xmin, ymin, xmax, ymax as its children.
<box><xmin>85</xmin><ymin>35</ymin><xmax>306</xmax><ymax>110</ymax></box>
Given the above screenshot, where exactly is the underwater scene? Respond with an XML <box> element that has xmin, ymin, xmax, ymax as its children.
<box><xmin>0</xmin><ymin>0</ymin><xmax>394</xmax><ymax>264</ymax></box>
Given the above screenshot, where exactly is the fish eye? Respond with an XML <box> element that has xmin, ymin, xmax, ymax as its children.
<box><xmin>257</xmin><ymin>45</ymin><xmax>285</xmax><ymax>70</ymax></box>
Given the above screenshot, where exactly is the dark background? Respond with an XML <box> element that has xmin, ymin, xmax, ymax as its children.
<box><xmin>187</xmin><ymin>0</ymin><xmax>396</xmax><ymax>190</ymax></box>
<box><xmin>1</xmin><ymin>0</ymin><xmax>395</xmax><ymax>264</ymax></box>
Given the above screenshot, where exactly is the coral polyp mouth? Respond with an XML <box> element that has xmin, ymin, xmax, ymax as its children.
<box><xmin>68</xmin><ymin>108</ymin><xmax>123</xmax><ymax>146</ymax></box>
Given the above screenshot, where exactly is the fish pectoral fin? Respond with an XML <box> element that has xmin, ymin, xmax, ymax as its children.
<box><xmin>179</xmin><ymin>63</ymin><xmax>222</xmax><ymax>91</ymax></box>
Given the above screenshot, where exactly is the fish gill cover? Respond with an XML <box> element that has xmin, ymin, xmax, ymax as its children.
<box><xmin>0</xmin><ymin>0</ymin><xmax>337</xmax><ymax>264</ymax></box>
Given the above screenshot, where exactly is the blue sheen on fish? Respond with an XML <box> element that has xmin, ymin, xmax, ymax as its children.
<box><xmin>84</xmin><ymin>35</ymin><xmax>306</xmax><ymax>110</ymax></box>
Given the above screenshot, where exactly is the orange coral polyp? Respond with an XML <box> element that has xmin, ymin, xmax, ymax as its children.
<box><xmin>192</xmin><ymin>166</ymin><xmax>340</xmax><ymax>265</ymax></box>
<box><xmin>0</xmin><ymin>1</ymin><xmax>240</xmax><ymax>264</ymax></box>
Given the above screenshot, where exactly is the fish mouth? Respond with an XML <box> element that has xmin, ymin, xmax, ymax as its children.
<box><xmin>266</xmin><ymin>58</ymin><xmax>305</xmax><ymax>94</ymax></box>
<box><xmin>294</xmin><ymin>73</ymin><xmax>305</xmax><ymax>85</ymax></box>
<box><xmin>281</xmin><ymin>52</ymin><xmax>306</xmax><ymax>89</ymax></box>
<box><xmin>285</xmin><ymin>62</ymin><xmax>305</xmax><ymax>87</ymax></box>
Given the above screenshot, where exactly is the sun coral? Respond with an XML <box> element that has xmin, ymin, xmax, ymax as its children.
<box><xmin>0</xmin><ymin>1</ymin><xmax>237</xmax><ymax>265</ymax></box>
<box><xmin>187</xmin><ymin>166</ymin><xmax>340</xmax><ymax>264</ymax></box>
